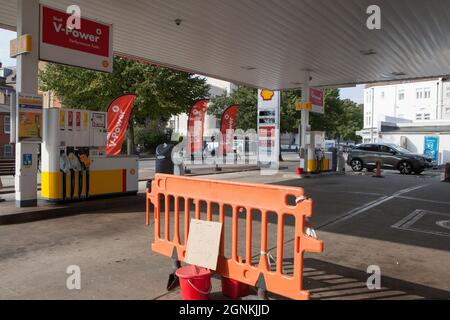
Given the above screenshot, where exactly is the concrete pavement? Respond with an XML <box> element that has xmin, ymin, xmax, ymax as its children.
<box><xmin>0</xmin><ymin>163</ymin><xmax>449</xmax><ymax>300</ymax></box>
<box><xmin>201</xmin><ymin>169</ymin><xmax>450</xmax><ymax>299</ymax></box>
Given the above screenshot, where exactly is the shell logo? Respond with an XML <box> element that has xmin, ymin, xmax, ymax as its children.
<box><xmin>261</xmin><ymin>89</ymin><xmax>275</xmax><ymax>101</ymax></box>
<box><xmin>102</xmin><ymin>60</ymin><xmax>110</xmax><ymax>68</ymax></box>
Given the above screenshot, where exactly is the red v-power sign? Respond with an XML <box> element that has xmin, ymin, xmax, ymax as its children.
<box><xmin>40</xmin><ymin>5</ymin><xmax>113</xmax><ymax>73</ymax></box>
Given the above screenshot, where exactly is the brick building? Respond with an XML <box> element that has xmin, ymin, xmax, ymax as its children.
<box><xmin>0</xmin><ymin>63</ymin><xmax>15</xmax><ymax>159</ymax></box>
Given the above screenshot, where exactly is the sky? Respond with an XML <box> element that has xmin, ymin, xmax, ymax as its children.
<box><xmin>0</xmin><ymin>28</ymin><xmax>364</xmax><ymax>104</ymax></box>
<box><xmin>0</xmin><ymin>29</ymin><xmax>16</xmax><ymax>67</ymax></box>
<box><xmin>340</xmin><ymin>85</ymin><xmax>364</xmax><ymax>105</ymax></box>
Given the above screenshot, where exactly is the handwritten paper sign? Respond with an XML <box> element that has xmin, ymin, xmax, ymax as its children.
<box><xmin>185</xmin><ymin>219</ymin><xmax>223</xmax><ymax>271</ymax></box>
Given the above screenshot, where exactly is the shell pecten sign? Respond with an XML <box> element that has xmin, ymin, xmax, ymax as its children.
<box><xmin>261</xmin><ymin>89</ymin><xmax>275</xmax><ymax>101</ymax></box>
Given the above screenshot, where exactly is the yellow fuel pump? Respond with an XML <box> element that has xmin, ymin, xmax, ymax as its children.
<box><xmin>307</xmin><ymin>131</ymin><xmax>332</xmax><ymax>173</ymax></box>
<box><xmin>42</xmin><ymin>108</ymin><xmax>138</xmax><ymax>203</ymax></box>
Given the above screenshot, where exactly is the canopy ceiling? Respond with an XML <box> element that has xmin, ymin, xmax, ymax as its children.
<box><xmin>1</xmin><ymin>0</ymin><xmax>449</xmax><ymax>89</ymax></box>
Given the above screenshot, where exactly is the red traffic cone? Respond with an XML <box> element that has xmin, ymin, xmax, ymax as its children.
<box><xmin>373</xmin><ymin>161</ymin><xmax>384</xmax><ymax>178</ymax></box>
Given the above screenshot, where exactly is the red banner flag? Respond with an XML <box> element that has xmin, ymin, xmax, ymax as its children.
<box><xmin>187</xmin><ymin>100</ymin><xmax>209</xmax><ymax>158</ymax></box>
<box><xmin>107</xmin><ymin>94</ymin><xmax>136</xmax><ymax>156</ymax></box>
<box><xmin>220</xmin><ymin>105</ymin><xmax>240</xmax><ymax>156</ymax></box>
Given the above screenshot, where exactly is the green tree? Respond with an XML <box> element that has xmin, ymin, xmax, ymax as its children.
<box><xmin>39</xmin><ymin>57</ymin><xmax>210</xmax><ymax>154</ymax></box>
<box><xmin>310</xmin><ymin>90</ymin><xmax>363</xmax><ymax>142</ymax></box>
<box><xmin>209</xmin><ymin>86</ymin><xmax>258</xmax><ymax>131</ymax></box>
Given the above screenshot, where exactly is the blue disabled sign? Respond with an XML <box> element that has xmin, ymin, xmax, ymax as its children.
<box><xmin>424</xmin><ymin>136</ymin><xmax>439</xmax><ymax>163</ymax></box>
<box><xmin>23</xmin><ymin>154</ymin><xmax>33</xmax><ymax>167</ymax></box>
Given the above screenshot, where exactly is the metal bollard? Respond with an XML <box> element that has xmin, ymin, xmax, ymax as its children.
<box><xmin>174</xmin><ymin>163</ymin><xmax>185</xmax><ymax>176</ymax></box>
<box><xmin>337</xmin><ymin>151</ymin><xmax>346</xmax><ymax>173</ymax></box>
<box><xmin>0</xmin><ymin>177</ymin><xmax>4</xmax><ymax>203</ymax></box>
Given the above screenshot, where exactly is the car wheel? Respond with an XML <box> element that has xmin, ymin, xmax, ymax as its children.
<box><xmin>351</xmin><ymin>159</ymin><xmax>363</xmax><ymax>172</ymax></box>
<box><xmin>399</xmin><ymin>161</ymin><xmax>413</xmax><ymax>175</ymax></box>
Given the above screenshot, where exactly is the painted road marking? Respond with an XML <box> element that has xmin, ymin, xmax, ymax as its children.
<box><xmin>392</xmin><ymin>209</ymin><xmax>450</xmax><ymax>238</ymax></box>
<box><xmin>436</xmin><ymin>221</ymin><xmax>450</xmax><ymax>231</ymax></box>
<box><xmin>318</xmin><ymin>184</ymin><xmax>431</xmax><ymax>230</ymax></box>
<box><xmin>305</xmin><ymin>188</ymin><xmax>385</xmax><ymax>197</ymax></box>
<box><xmin>392</xmin><ymin>210</ymin><xmax>426</xmax><ymax>230</ymax></box>
<box><xmin>395</xmin><ymin>196</ymin><xmax>450</xmax><ymax>206</ymax></box>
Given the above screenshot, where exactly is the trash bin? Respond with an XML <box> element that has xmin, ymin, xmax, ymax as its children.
<box><xmin>329</xmin><ymin>147</ymin><xmax>338</xmax><ymax>172</ymax></box>
<box><xmin>155</xmin><ymin>144</ymin><xmax>174</xmax><ymax>174</ymax></box>
<box><xmin>337</xmin><ymin>149</ymin><xmax>346</xmax><ymax>173</ymax></box>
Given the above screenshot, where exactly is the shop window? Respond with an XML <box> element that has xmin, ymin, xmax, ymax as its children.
<box><xmin>4</xmin><ymin>116</ymin><xmax>10</xmax><ymax>134</ymax></box>
<box><xmin>416</xmin><ymin>89</ymin><xmax>423</xmax><ymax>100</ymax></box>
<box><xmin>4</xmin><ymin>144</ymin><xmax>13</xmax><ymax>157</ymax></box>
<box><xmin>366</xmin><ymin>92</ymin><xmax>371</xmax><ymax>104</ymax></box>
<box><xmin>365</xmin><ymin>112</ymin><xmax>372</xmax><ymax>128</ymax></box>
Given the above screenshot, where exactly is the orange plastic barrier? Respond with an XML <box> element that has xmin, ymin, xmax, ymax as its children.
<box><xmin>146</xmin><ymin>174</ymin><xmax>324</xmax><ymax>300</ymax></box>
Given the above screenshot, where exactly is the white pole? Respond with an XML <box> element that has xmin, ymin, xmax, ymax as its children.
<box><xmin>299</xmin><ymin>71</ymin><xmax>310</xmax><ymax>172</ymax></box>
<box><xmin>15</xmin><ymin>0</ymin><xmax>40</xmax><ymax>207</ymax></box>
<box><xmin>371</xmin><ymin>87</ymin><xmax>375</xmax><ymax>143</ymax></box>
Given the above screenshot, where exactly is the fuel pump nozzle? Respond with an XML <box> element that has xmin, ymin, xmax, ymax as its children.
<box><xmin>314</xmin><ymin>148</ymin><xmax>325</xmax><ymax>173</ymax></box>
<box><xmin>60</xmin><ymin>151</ymin><xmax>70</xmax><ymax>201</ymax></box>
<box><xmin>67</xmin><ymin>152</ymin><xmax>81</xmax><ymax>201</ymax></box>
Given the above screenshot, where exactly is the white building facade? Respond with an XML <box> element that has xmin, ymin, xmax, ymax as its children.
<box><xmin>358</xmin><ymin>78</ymin><xmax>450</xmax><ymax>165</ymax></box>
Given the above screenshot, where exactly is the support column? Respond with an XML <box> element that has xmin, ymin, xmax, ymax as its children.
<box><xmin>15</xmin><ymin>0</ymin><xmax>40</xmax><ymax>208</ymax></box>
<box><xmin>299</xmin><ymin>72</ymin><xmax>311</xmax><ymax>173</ymax></box>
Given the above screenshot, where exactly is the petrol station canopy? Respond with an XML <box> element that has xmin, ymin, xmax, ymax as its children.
<box><xmin>1</xmin><ymin>0</ymin><xmax>450</xmax><ymax>90</ymax></box>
